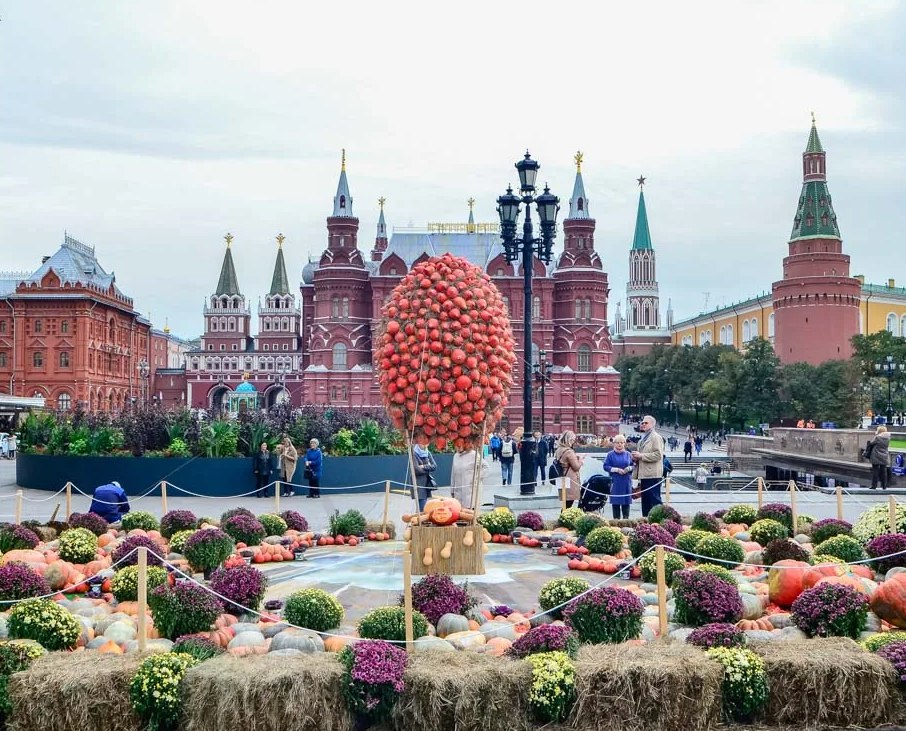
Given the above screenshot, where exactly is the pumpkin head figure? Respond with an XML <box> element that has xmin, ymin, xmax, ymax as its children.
<box><xmin>424</xmin><ymin>496</ymin><xmax>461</xmax><ymax>526</ymax></box>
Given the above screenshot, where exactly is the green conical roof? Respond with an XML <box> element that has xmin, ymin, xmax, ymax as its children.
<box><xmin>790</xmin><ymin>181</ymin><xmax>840</xmax><ymax>240</ymax></box>
<box><xmin>631</xmin><ymin>190</ymin><xmax>652</xmax><ymax>250</ymax></box>
<box><xmin>215</xmin><ymin>245</ymin><xmax>242</xmax><ymax>296</ymax></box>
<box><xmin>806</xmin><ymin>120</ymin><xmax>824</xmax><ymax>153</ymax></box>
<box><xmin>269</xmin><ymin>245</ymin><xmax>290</xmax><ymax>295</ymax></box>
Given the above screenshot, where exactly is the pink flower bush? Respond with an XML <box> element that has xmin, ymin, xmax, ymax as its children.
<box><xmin>339</xmin><ymin>640</ymin><xmax>408</xmax><ymax>722</ymax></box>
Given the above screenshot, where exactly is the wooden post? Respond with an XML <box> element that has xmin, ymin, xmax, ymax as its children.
<box><xmin>890</xmin><ymin>495</ymin><xmax>898</xmax><ymax>534</ymax></box>
<box><xmin>15</xmin><ymin>490</ymin><xmax>22</xmax><ymax>524</ymax></box>
<box><xmin>274</xmin><ymin>481</ymin><xmax>281</xmax><ymax>514</ymax></box>
<box><xmin>664</xmin><ymin>477</ymin><xmax>671</xmax><ymax>506</ymax></box>
<box><xmin>836</xmin><ymin>484</ymin><xmax>844</xmax><ymax>522</ymax></box>
<box><xmin>403</xmin><ymin>550</ymin><xmax>414</xmax><ymax>651</ymax></box>
<box><xmin>137</xmin><ymin>547</ymin><xmax>148</xmax><ymax>652</ymax></box>
<box><xmin>65</xmin><ymin>481</ymin><xmax>72</xmax><ymax>520</ymax></box>
<box><xmin>788</xmin><ymin>480</ymin><xmax>798</xmax><ymax>535</ymax></box>
<box><xmin>655</xmin><ymin>545</ymin><xmax>668</xmax><ymax>638</ymax></box>
<box><xmin>381</xmin><ymin>480</ymin><xmax>391</xmax><ymax>536</ymax></box>
<box><xmin>756</xmin><ymin>477</ymin><xmax>764</xmax><ymax>510</ymax></box>
<box><xmin>560</xmin><ymin>476</ymin><xmax>568</xmax><ymax>511</ymax></box>
<box><xmin>49</xmin><ymin>504</ymin><xmax>60</xmax><ymax>524</ymax></box>
<box><xmin>160</xmin><ymin>481</ymin><xmax>168</xmax><ymax>515</ymax></box>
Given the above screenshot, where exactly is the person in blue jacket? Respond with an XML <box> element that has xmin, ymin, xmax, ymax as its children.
<box><xmin>304</xmin><ymin>438</ymin><xmax>323</xmax><ymax>498</ymax></box>
<box><xmin>88</xmin><ymin>481</ymin><xmax>131</xmax><ymax>523</ymax></box>
<box><xmin>602</xmin><ymin>435</ymin><xmax>633</xmax><ymax>519</ymax></box>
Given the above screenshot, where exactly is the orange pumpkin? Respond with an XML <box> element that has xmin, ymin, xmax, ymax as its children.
<box><xmin>214</xmin><ymin>613</ymin><xmax>238</xmax><ymax>629</ymax></box>
<box><xmin>850</xmin><ymin>564</ymin><xmax>874</xmax><ymax>580</ymax></box>
<box><xmin>767</xmin><ymin>560</ymin><xmax>810</xmax><ymax>608</ymax></box>
<box><xmin>1</xmin><ymin>549</ymin><xmax>46</xmax><ymax>565</ymax></box>
<box><xmin>871</xmin><ymin>572</ymin><xmax>906</xmax><ymax>628</ymax></box>
<box><xmin>323</xmin><ymin>636</ymin><xmax>349</xmax><ymax>653</ymax></box>
<box><xmin>96</xmin><ymin>639</ymin><xmax>124</xmax><ymax>654</ymax></box>
<box><xmin>802</xmin><ymin>563</ymin><xmax>846</xmax><ymax>591</ymax></box>
<box><xmin>736</xmin><ymin>618</ymin><xmax>773</xmax><ymax>631</ymax></box>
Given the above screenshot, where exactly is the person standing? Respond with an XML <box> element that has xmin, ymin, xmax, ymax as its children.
<box><xmin>631</xmin><ymin>415</ymin><xmax>665</xmax><ymax>517</ymax></box>
<box><xmin>553</xmin><ymin>430</ymin><xmax>583</xmax><ymax>508</ymax></box>
<box><xmin>489</xmin><ymin>432</ymin><xmax>501</xmax><ymax>462</ymax></box>
<box><xmin>683</xmin><ymin>438</ymin><xmax>693</xmax><ymax>463</ymax></box>
<box><xmin>7</xmin><ymin>434</ymin><xmax>16</xmax><ymax>460</ymax></box>
<box><xmin>451</xmin><ymin>447</ymin><xmax>487</xmax><ymax>511</ymax></box>
<box><xmin>275</xmin><ymin>435</ymin><xmax>298</xmax><ymax>497</ymax></box>
<box><xmin>694</xmin><ymin>435</ymin><xmax>703</xmax><ymax>456</ymax></box>
<box><xmin>253</xmin><ymin>442</ymin><xmax>273</xmax><ymax>498</ymax></box>
<box><xmin>499</xmin><ymin>431</ymin><xmax>516</xmax><ymax>486</ymax></box>
<box><xmin>412</xmin><ymin>443</ymin><xmax>437</xmax><ymax>511</ymax></box>
<box><xmin>695</xmin><ymin>463</ymin><xmax>709</xmax><ymax>489</ymax></box>
<box><xmin>533</xmin><ymin>430</ymin><xmax>549</xmax><ymax>484</ymax></box>
<box><xmin>304</xmin><ymin>438</ymin><xmax>323</xmax><ymax>498</ymax></box>
<box><xmin>867</xmin><ymin>425</ymin><xmax>891</xmax><ymax>490</ymax></box>
<box><xmin>603</xmin><ymin>434</ymin><xmax>633</xmax><ymax>519</ymax></box>
<box><xmin>88</xmin><ymin>480</ymin><xmax>130</xmax><ymax>523</ymax></box>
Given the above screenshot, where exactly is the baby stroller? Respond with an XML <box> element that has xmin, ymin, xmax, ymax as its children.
<box><xmin>579</xmin><ymin>474</ymin><xmax>612</xmax><ymax>513</ymax></box>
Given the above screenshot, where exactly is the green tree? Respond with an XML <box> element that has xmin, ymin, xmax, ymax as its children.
<box><xmin>736</xmin><ymin>338</ymin><xmax>780</xmax><ymax>427</ymax></box>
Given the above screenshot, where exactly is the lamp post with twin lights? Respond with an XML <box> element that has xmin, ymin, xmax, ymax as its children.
<box><xmin>497</xmin><ymin>151</ymin><xmax>560</xmax><ymax>496</ymax></box>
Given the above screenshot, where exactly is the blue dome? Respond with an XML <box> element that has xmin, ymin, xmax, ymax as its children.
<box><xmin>235</xmin><ymin>381</ymin><xmax>257</xmax><ymax>393</ymax></box>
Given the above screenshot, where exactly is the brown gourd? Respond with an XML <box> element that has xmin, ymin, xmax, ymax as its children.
<box><xmin>440</xmin><ymin>541</ymin><xmax>453</xmax><ymax>560</ymax></box>
<box><xmin>423</xmin><ymin>547</ymin><xmax>433</xmax><ymax>566</ymax></box>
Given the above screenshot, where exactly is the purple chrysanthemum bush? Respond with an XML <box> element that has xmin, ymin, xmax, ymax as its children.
<box><xmin>876</xmin><ymin>640</ymin><xmax>906</xmax><ymax>684</ymax></box>
<box><xmin>339</xmin><ymin>640</ymin><xmax>409</xmax><ymax>723</ymax></box>
<box><xmin>661</xmin><ymin>519</ymin><xmax>684</xmax><ymax>538</ymax></box>
<box><xmin>507</xmin><ymin>624</ymin><xmax>579</xmax><ymax>659</ymax></box>
<box><xmin>149</xmin><ymin>582</ymin><xmax>223</xmax><ymax>640</ymax></box>
<box><xmin>866</xmin><ymin>533</ymin><xmax>906</xmax><ymax>574</ymax></box>
<box><xmin>790</xmin><ymin>583</ymin><xmax>868</xmax><ymax>639</ymax></box>
<box><xmin>672</xmin><ymin>569</ymin><xmax>743</xmax><ymax>626</ymax></box>
<box><xmin>0</xmin><ymin>561</ymin><xmax>51</xmax><ymax>602</ymax></box>
<box><xmin>563</xmin><ymin>586</ymin><xmax>644</xmax><ymax>644</ymax></box>
<box><xmin>66</xmin><ymin>512</ymin><xmax>109</xmax><ymax>537</ymax></box>
<box><xmin>687</xmin><ymin>622</ymin><xmax>746</xmax><ymax>649</ymax></box>
<box><xmin>628</xmin><ymin>522</ymin><xmax>675</xmax><ymax>557</ymax></box>
<box><xmin>403</xmin><ymin>573</ymin><xmax>476</xmax><ymax>625</ymax></box>
<box><xmin>517</xmin><ymin>511</ymin><xmax>545</xmax><ymax>531</ymax></box>
<box><xmin>0</xmin><ymin>524</ymin><xmax>40</xmax><ymax>553</ymax></box>
<box><xmin>810</xmin><ymin>518</ymin><xmax>853</xmax><ymax>545</ymax></box>
<box><xmin>756</xmin><ymin>502</ymin><xmax>793</xmax><ymax>530</ymax></box>
<box><xmin>208</xmin><ymin>564</ymin><xmax>268</xmax><ymax>613</ymax></box>
<box><xmin>111</xmin><ymin>534</ymin><xmax>165</xmax><ymax>567</ymax></box>
<box><xmin>159</xmin><ymin>510</ymin><xmax>198</xmax><ymax>539</ymax></box>
<box><xmin>222</xmin><ymin>515</ymin><xmax>266</xmax><ymax>546</ymax></box>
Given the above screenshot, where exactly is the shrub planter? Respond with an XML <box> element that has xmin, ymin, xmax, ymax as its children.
<box><xmin>16</xmin><ymin>453</ymin><xmax>454</xmax><ymax>497</ymax></box>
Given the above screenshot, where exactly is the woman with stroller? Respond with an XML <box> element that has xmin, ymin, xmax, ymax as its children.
<box><xmin>603</xmin><ymin>434</ymin><xmax>633</xmax><ymax>519</ymax></box>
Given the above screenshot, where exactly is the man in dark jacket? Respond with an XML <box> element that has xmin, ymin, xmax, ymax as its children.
<box><xmin>533</xmin><ymin>430</ymin><xmax>549</xmax><ymax>484</ymax></box>
<box><xmin>88</xmin><ymin>481</ymin><xmax>130</xmax><ymax>523</ymax></box>
<box><xmin>253</xmin><ymin>442</ymin><xmax>274</xmax><ymax>498</ymax></box>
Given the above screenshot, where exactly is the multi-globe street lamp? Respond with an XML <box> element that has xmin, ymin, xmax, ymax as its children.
<box><xmin>874</xmin><ymin>354</ymin><xmax>906</xmax><ymax>423</ymax></box>
<box><xmin>497</xmin><ymin>151</ymin><xmax>560</xmax><ymax>496</ymax></box>
<box><xmin>533</xmin><ymin>349</ymin><xmax>554</xmax><ymax>434</ymax></box>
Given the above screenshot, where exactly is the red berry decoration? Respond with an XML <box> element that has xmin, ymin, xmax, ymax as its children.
<box><xmin>376</xmin><ymin>253</ymin><xmax>516</xmax><ymax>451</ymax></box>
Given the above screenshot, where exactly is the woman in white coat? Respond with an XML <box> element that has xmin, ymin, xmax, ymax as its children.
<box><xmin>451</xmin><ymin>448</ymin><xmax>488</xmax><ymax>511</ymax></box>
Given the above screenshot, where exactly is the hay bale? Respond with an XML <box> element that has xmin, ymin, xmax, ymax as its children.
<box><xmin>392</xmin><ymin>651</ymin><xmax>533</xmax><ymax>731</ymax></box>
<box><xmin>181</xmin><ymin>653</ymin><xmax>351</xmax><ymax>731</ymax></box>
<box><xmin>7</xmin><ymin>651</ymin><xmax>144</xmax><ymax>731</ymax></box>
<box><xmin>750</xmin><ymin>637</ymin><xmax>900</xmax><ymax>727</ymax></box>
<box><xmin>569</xmin><ymin>641</ymin><xmax>723</xmax><ymax>731</ymax></box>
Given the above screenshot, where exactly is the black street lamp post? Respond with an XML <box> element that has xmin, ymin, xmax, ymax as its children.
<box><xmin>874</xmin><ymin>354</ymin><xmax>905</xmax><ymax>424</ymax></box>
<box><xmin>497</xmin><ymin>151</ymin><xmax>560</xmax><ymax>496</ymax></box>
<box><xmin>533</xmin><ymin>349</ymin><xmax>554</xmax><ymax>434</ymax></box>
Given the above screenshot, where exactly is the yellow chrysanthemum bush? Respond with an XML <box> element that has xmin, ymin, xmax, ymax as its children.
<box><xmin>130</xmin><ymin>652</ymin><xmax>199</xmax><ymax>731</ymax></box>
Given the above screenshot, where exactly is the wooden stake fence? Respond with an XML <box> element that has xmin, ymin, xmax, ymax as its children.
<box><xmin>890</xmin><ymin>495</ymin><xmax>898</xmax><ymax>534</ymax></box>
<box><xmin>836</xmin><ymin>484</ymin><xmax>844</xmax><ymax>522</ymax></box>
<box><xmin>664</xmin><ymin>477</ymin><xmax>671</xmax><ymax>506</ymax></box>
<box><xmin>160</xmin><ymin>481</ymin><xmax>168</xmax><ymax>514</ymax></box>
<box><xmin>381</xmin><ymin>480</ymin><xmax>391</xmax><ymax>536</ymax></box>
<box><xmin>14</xmin><ymin>490</ymin><xmax>22</xmax><ymax>524</ymax></box>
<box><xmin>403</xmin><ymin>550</ymin><xmax>414</xmax><ymax>651</ymax></box>
<box><xmin>756</xmin><ymin>477</ymin><xmax>764</xmax><ymax>510</ymax></box>
<box><xmin>137</xmin><ymin>547</ymin><xmax>148</xmax><ymax>652</ymax></box>
<box><xmin>65</xmin><ymin>481</ymin><xmax>72</xmax><ymax>521</ymax></box>
<box><xmin>788</xmin><ymin>480</ymin><xmax>798</xmax><ymax>535</ymax></box>
<box><xmin>655</xmin><ymin>545</ymin><xmax>668</xmax><ymax>637</ymax></box>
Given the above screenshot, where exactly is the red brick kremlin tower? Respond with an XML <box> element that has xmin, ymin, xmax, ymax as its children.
<box><xmin>772</xmin><ymin>116</ymin><xmax>861</xmax><ymax>365</ymax></box>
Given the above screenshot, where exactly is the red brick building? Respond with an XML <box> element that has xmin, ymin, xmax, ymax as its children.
<box><xmin>0</xmin><ymin>234</ymin><xmax>155</xmax><ymax>410</ymax></box>
<box><xmin>185</xmin><ymin>153</ymin><xmax>622</xmax><ymax>435</ymax></box>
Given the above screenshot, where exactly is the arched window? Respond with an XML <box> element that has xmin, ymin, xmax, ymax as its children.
<box><xmin>58</xmin><ymin>392</ymin><xmax>71</xmax><ymax>411</ymax></box>
<box><xmin>888</xmin><ymin>313</ymin><xmax>900</xmax><ymax>336</ymax></box>
<box><xmin>720</xmin><ymin>325</ymin><xmax>727</xmax><ymax>344</ymax></box>
<box><xmin>533</xmin><ymin>296</ymin><xmax>541</xmax><ymax>320</ymax></box>
<box><xmin>33</xmin><ymin>352</ymin><xmax>44</xmax><ymax>367</ymax></box>
<box><xmin>219</xmin><ymin>317</ymin><xmax>226</xmax><ymax>330</ymax></box>
<box><xmin>331</xmin><ymin>297</ymin><xmax>339</xmax><ymax>318</ymax></box>
<box><xmin>211</xmin><ymin>319</ymin><xmax>218</xmax><ymax>331</ymax></box>
<box><xmin>228</xmin><ymin>318</ymin><xmax>235</xmax><ymax>331</ymax></box>
<box><xmin>768</xmin><ymin>313</ymin><xmax>775</xmax><ymax>338</ymax></box>
<box><xmin>577</xmin><ymin>198</ymin><xmax>584</xmax><ymax>211</ymax></box>
<box><xmin>584</xmin><ymin>299</ymin><xmax>592</xmax><ymax>321</ymax></box>
<box><xmin>264</xmin><ymin>319</ymin><xmax>270</xmax><ymax>331</ymax></box>
<box><xmin>332</xmin><ymin>342</ymin><xmax>348</xmax><ymax>370</ymax></box>
<box><xmin>339</xmin><ymin>195</ymin><xmax>346</xmax><ymax>211</ymax></box>
<box><xmin>59</xmin><ymin>352</ymin><xmax>70</xmax><ymax>367</ymax></box>
<box><xmin>531</xmin><ymin>342</ymin><xmax>540</xmax><ymax>366</ymax></box>
<box><xmin>60</xmin><ymin>320</ymin><xmax>69</xmax><ymax>334</ymax></box>
<box><xmin>901</xmin><ymin>315</ymin><xmax>906</xmax><ymax>338</ymax></box>
<box><xmin>742</xmin><ymin>320</ymin><xmax>750</xmax><ymax>343</ymax></box>
<box><xmin>726</xmin><ymin>324</ymin><xmax>734</xmax><ymax>345</ymax></box>
<box><xmin>282</xmin><ymin>317</ymin><xmax>289</xmax><ymax>331</ymax></box>
<box><xmin>577</xmin><ymin>344</ymin><xmax>592</xmax><ymax>372</ymax></box>
<box><xmin>574</xmin><ymin>299</ymin><xmax>582</xmax><ymax>320</ymax></box>
<box><xmin>342</xmin><ymin>297</ymin><xmax>350</xmax><ymax>319</ymax></box>
<box><xmin>751</xmin><ymin>318</ymin><xmax>758</xmax><ymax>338</ymax></box>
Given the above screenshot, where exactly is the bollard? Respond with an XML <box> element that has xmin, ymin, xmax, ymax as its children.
<box><xmin>756</xmin><ymin>476</ymin><xmax>764</xmax><ymax>510</ymax></box>
<box><xmin>655</xmin><ymin>545</ymin><xmax>668</xmax><ymax>638</ymax></box>
<box><xmin>160</xmin><ymin>481</ymin><xmax>168</xmax><ymax>514</ymax></box>
<box><xmin>836</xmin><ymin>484</ymin><xmax>844</xmax><ymax>522</ymax></box>
<box><xmin>665</xmin><ymin>477</ymin><xmax>671</xmax><ymax>506</ymax></box>
<box><xmin>137</xmin><ymin>547</ymin><xmax>148</xmax><ymax>652</ymax></box>
<box><xmin>403</xmin><ymin>550</ymin><xmax>414</xmax><ymax>651</ymax></box>
<box><xmin>65</xmin><ymin>481</ymin><xmax>72</xmax><ymax>521</ymax></box>
<box><xmin>15</xmin><ymin>490</ymin><xmax>22</xmax><ymax>524</ymax></box>
<box><xmin>274</xmin><ymin>481</ymin><xmax>281</xmax><ymax>514</ymax></box>
<box><xmin>890</xmin><ymin>495</ymin><xmax>898</xmax><ymax>534</ymax></box>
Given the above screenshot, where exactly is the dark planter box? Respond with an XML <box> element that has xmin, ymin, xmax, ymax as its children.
<box><xmin>16</xmin><ymin>453</ymin><xmax>454</xmax><ymax>497</ymax></box>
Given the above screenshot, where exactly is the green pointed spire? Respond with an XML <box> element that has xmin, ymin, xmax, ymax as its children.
<box><xmin>269</xmin><ymin>234</ymin><xmax>290</xmax><ymax>295</ymax></box>
<box><xmin>215</xmin><ymin>233</ymin><xmax>242</xmax><ymax>295</ymax></box>
<box><xmin>806</xmin><ymin>112</ymin><xmax>824</xmax><ymax>153</ymax></box>
<box><xmin>631</xmin><ymin>184</ymin><xmax>652</xmax><ymax>250</ymax></box>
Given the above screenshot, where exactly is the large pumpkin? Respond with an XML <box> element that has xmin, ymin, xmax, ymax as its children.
<box><xmin>376</xmin><ymin>253</ymin><xmax>516</xmax><ymax>452</ymax></box>
<box><xmin>871</xmin><ymin>572</ymin><xmax>906</xmax><ymax>628</ymax></box>
<box><xmin>424</xmin><ymin>496</ymin><xmax>462</xmax><ymax>526</ymax></box>
<box><xmin>814</xmin><ymin>575</ymin><xmax>871</xmax><ymax>596</ymax></box>
<box><xmin>767</xmin><ymin>560</ymin><xmax>810</xmax><ymax>608</ymax></box>
<box><xmin>802</xmin><ymin>563</ymin><xmax>846</xmax><ymax>591</ymax></box>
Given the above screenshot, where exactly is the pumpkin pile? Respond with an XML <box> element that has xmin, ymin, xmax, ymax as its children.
<box><xmin>376</xmin><ymin>252</ymin><xmax>516</xmax><ymax>452</ymax></box>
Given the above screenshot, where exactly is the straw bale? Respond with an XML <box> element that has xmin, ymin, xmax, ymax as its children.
<box><xmin>181</xmin><ymin>653</ymin><xmax>351</xmax><ymax>731</ymax></box>
<box><xmin>750</xmin><ymin>637</ymin><xmax>901</xmax><ymax>727</ymax></box>
<box><xmin>569</xmin><ymin>640</ymin><xmax>723</xmax><ymax>731</ymax></box>
<box><xmin>7</xmin><ymin>651</ymin><xmax>144</xmax><ymax>731</ymax></box>
<box><xmin>391</xmin><ymin>650</ymin><xmax>533</xmax><ymax>731</ymax></box>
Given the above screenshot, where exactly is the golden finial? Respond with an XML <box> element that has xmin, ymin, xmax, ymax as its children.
<box><xmin>276</xmin><ymin>233</ymin><xmax>285</xmax><ymax>248</ymax></box>
<box><xmin>224</xmin><ymin>232</ymin><xmax>233</xmax><ymax>248</ymax></box>
<box><xmin>811</xmin><ymin>110</ymin><xmax>816</xmax><ymax>125</ymax></box>
<box><xmin>163</xmin><ymin>317</ymin><xmax>170</xmax><ymax>334</ymax></box>
<box><xmin>574</xmin><ymin>150</ymin><xmax>583</xmax><ymax>172</ymax></box>
<box><xmin>242</xmin><ymin>371</ymin><xmax>250</xmax><ymax>381</ymax></box>
<box><xmin>378</xmin><ymin>196</ymin><xmax>386</xmax><ymax>210</ymax></box>
<box><xmin>467</xmin><ymin>197</ymin><xmax>475</xmax><ymax>211</ymax></box>
<box><xmin>341</xmin><ymin>148</ymin><xmax>346</xmax><ymax>172</ymax></box>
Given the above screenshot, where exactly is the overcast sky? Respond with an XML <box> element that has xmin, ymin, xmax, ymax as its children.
<box><xmin>1</xmin><ymin>1</ymin><xmax>904</xmax><ymax>337</ymax></box>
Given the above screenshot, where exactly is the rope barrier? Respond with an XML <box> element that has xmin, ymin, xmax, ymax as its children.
<box><xmin>20</xmin><ymin>485</ymin><xmax>69</xmax><ymax>503</ymax></box>
<box><xmin>671</xmin><ymin>543</ymin><xmax>906</xmax><ymax>570</ymax></box>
